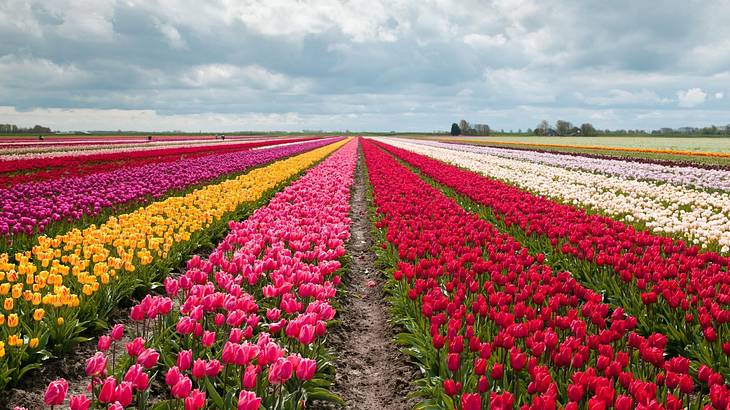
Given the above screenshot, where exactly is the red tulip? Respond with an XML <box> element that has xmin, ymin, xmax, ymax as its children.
<box><xmin>491</xmin><ymin>363</ymin><xmax>504</xmax><ymax>380</ymax></box>
<box><xmin>447</xmin><ymin>352</ymin><xmax>460</xmax><ymax>372</ymax></box>
<box><xmin>442</xmin><ymin>379</ymin><xmax>461</xmax><ymax>396</ymax></box>
<box><xmin>461</xmin><ymin>393</ymin><xmax>481</xmax><ymax>410</ymax></box>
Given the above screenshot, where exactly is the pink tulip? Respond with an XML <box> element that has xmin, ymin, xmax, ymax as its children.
<box><xmin>43</xmin><ymin>378</ymin><xmax>68</xmax><ymax>406</ymax></box>
<box><xmin>298</xmin><ymin>324</ymin><xmax>316</xmax><ymax>345</ymax></box>
<box><xmin>97</xmin><ymin>335</ymin><xmax>111</xmax><ymax>351</ymax></box>
<box><xmin>192</xmin><ymin>359</ymin><xmax>207</xmax><ymax>379</ymax></box>
<box><xmin>165</xmin><ymin>366</ymin><xmax>182</xmax><ymax>387</ymax></box>
<box><xmin>237</xmin><ymin>390</ymin><xmax>261</xmax><ymax>410</ymax></box>
<box><xmin>126</xmin><ymin>337</ymin><xmax>145</xmax><ymax>357</ymax></box>
<box><xmin>69</xmin><ymin>394</ymin><xmax>91</xmax><ymax>410</ymax></box>
<box><xmin>296</xmin><ymin>358</ymin><xmax>317</xmax><ymax>380</ymax></box>
<box><xmin>137</xmin><ymin>348</ymin><xmax>160</xmax><ymax>369</ymax></box>
<box><xmin>124</xmin><ymin>364</ymin><xmax>149</xmax><ymax>391</ymax></box>
<box><xmin>202</xmin><ymin>331</ymin><xmax>216</xmax><ymax>347</ymax></box>
<box><xmin>171</xmin><ymin>376</ymin><xmax>192</xmax><ymax>399</ymax></box>
<box><xmin>242</xmin><ymin>365</ymin><xmax>258</xmax><ymax>389</ymax></box>
<box><xmin>268</xmin><ymin>357</ymin><xmax>293</xmax><ymax>385</ymax></box>
<box><xmin>85</xmin><ymin>352</ymin><xmax>107</xmax><ymax>377</ymax></box>
<box><xmin>114</xmin><ymin>381</ymin><xmax>134</xmax><ymax>407</ymax></box>
<box><xmin>206</xmin><ymin>359</ymin><xmax>223</xmax><ymax>378</ymax></box>
<box><xmin>185</xmin><ymin>389</ymin><xmax>207</xmax><ymax>410</ymax></box>
<box><xmin>98</xmin><ymin>377</ymin><xmax>117</xmax><ymax>403</ymax></box>
<box><xmin>177</xmin><ymin>349</ymin><xmax>193</xmax><ymax>370</ymax></box>
<box><xmin>110</xmin><ymin>324</ymin><xmax>124</xmax><ymax>341</ymax></box>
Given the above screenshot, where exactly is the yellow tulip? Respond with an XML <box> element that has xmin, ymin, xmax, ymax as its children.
<box><xmin>33</xmin><ymin>308</ymin><xmax>45</xmax><ymax>321</ymax></box>
<box><xmin>3</xmin><ymin>298</ymin><xmax>12</xmax><ymax>311</ymax></box>
<box><xmin>7</xmin><ymin>313</ymin><xmax>18</xmax><ymax>328</ymax></box>
<box><xmin>57</xmin><ymin>317</ymin><xmax>64</xmax><ymax>326</ymax></box>
<box><xmin>29</xmin><ymin>338</ymin><xmax>39</xmax><ymax>349</ymax></box>
<box><xmin>7</xmin><ymin>334</ymin><xmax>22</xmax><ymax>347</ymax></box>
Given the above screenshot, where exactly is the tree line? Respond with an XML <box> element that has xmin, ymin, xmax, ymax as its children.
<box><xmin>450</xmin><ymin>120</ymin><xmax>491</xmax><ymax>136</ymax></box>
<box><xmin>532</xmin><ymin>120</ymin><xmax>597</xmax><ymax>136</ymax></box>
<box><xmin>0</xmin><ymin>124</ymin><xmax>52</xmax><ymax>134</ymax></box>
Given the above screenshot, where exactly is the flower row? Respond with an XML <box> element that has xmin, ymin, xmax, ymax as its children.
<box><xmin>0</xmin><ymin>138</ymin><xmax>267</xmax><ymax>161</ymax></box>
<box><xmin>383</xmin><ymin>138</ymin><xmax>730</xmax><ymax>252</ymax></box>
<box><xmin>430</xmin><ymin>140</ymin><xmax>730</xmax><ymax>192</ymax></box>
<box><xmin>0</xmin><ymin>138</ymin><xmax>336</xmax><ymax>247</ymax></box>
<box><xmin>0</xmin><ymin>139</ymin><xmax>347</xmax><ymax>388</ymax></box>
<box><xmin>374</xmin><ymin>140</ymin><xmax>730</xmax><ymax>379</ymax></box>
<box><xmin>0</xmin><ymin>138</ymin><xmax>315</xmax><ymax>187</ymax></box>
<box><xmin>38</xmin><ymin>138</ymin><xmax>357</xmax><ymax>410</ymax></box>
<box><xmin>362</xmin><ymin>139</ymin><xmax>729</xmax><ymax>409</ymax></box>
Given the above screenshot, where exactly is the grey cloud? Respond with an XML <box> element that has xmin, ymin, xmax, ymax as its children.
<box><xmin>1</xmin><ymin>0</ymin><xmax>730</xmax><ymax>131</ymax></box>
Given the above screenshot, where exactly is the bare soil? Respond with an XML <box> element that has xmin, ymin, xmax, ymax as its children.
<box><xmin>315</xmin><ymin>152</ymin><xmax>418</xmax><ymax>410</ymax></box>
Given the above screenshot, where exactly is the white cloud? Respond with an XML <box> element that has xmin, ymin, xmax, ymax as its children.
<box><xmin>155</xmin><ymin>20</ymin><xmax>187</xmax><ymax>49</ymax></box>
<box><xmin>677</xmin><ymin>87</ymin><xmax>707</xmax><ymax>107</ymax></box>
<box><xmin>181</xmin><ymin>64</ymin><xmax>311</xmax><ymax>92</ymax></box>
<box><xmin>463</xmin><ymin>33</ymin><xmax>507</xmax><ymax>48</ymax></box>
<box><xmin>715</xmin><ymin>92</ymin><xmax>724</xmax><ymax>99</ymax></box>
<box><xmin>0</xmin><ymin>55</ymin><xmax>91</xmax><ymax>88</ymax></box>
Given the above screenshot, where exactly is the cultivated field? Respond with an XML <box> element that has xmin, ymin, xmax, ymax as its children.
<box><xmin>1</xmin><ymin>136</ymin><xmax>729</xmax><ymax>409</ymax></box>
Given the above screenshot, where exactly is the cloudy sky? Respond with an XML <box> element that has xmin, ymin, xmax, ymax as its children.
<box><xmin>1</xmin><ymin>0</ymin><xmax>729</xmax><ymax>132</ymax></box>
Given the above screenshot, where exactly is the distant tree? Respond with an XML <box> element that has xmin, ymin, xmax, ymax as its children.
<box><xmin>526</xmin><ymin>128</ymin><xmax>532</xmax><ymax>134</ymax></box>
<box><xmin>535</xmin><ymin>120</ymin><xmax>550</xmax><ymax>136</ymax></box>
<box><xmin>459</xmin><ymin>120</ymin><xmax>470</xmax><ymax>134</ymax></box>
<box><xmin>555</xmin><ymin>120</ymin><xmax>573</xmax><ymax>136</ymax></box>
<box><xmin>580</xmin><ymin>123</ymin><xmax>597</xmax><ymax>136</ymax></box>
<box><xmin>450</xmin><ymin>123</ymin><xmax>461</xmax><ymax>136</ymax></box>
<box><xmin>472</xmin><ymin>123</ymin><xmax>490</xmax><ymax>135</ymax></box>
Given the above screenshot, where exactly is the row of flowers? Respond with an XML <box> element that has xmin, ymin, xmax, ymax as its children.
<box><xmin>0</xmin><ymin>138</ymin><xmax>269</xmax><ymax>162</ymax></box>
<box><xmin>373</xmin><ymin>140</ymin><xmax>730</xmax><ymax>382</ymax></box>
<box><xmin>382</xmin><ymin>138</ymin><xmax>730</xmax><ymax>253</ymax></box>
<box><xmin>36</xmin><ymin>138</ymin><xmax>357</xmax><ymax>410</ymax></box>
<box><xmin>0</xmin><ymin>138</ymin><xmax>315</xmax><ymax>187</ymax></box>
<box><xmin>0</xmin><ymin>139</ymin><xmax>347</xmax><ymax>389</ymax></box>
<box><xmin>429</xmin><ymin>140</ymin><xmax>730</xmax><ymax>192</ymax></box>
<box><xmin>443</xmin><ymin>141</ymin><xmax>730</xmax><ymax>172</ymax></box>
<box><xmin>440</xmin><ymin>137</ymin><xmax>730</xmax><ymax>159</ymax></box>
<box><xmin>362</xmin><ymin>139</ymin><xmax>730</xmax><ymax>409</ymax></box>
<box><xmin>0</xmin><ymin>135</ymin><xmax>272</xmax><ymax>155</ymax></box>
<box><xmin>0</xmin><ymin>138</ymin><xmax>336</xmax><ymax>251</ymax></box>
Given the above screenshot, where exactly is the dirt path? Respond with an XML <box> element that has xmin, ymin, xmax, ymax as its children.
<box><xmin>317</xmin><ymin>151</ymin><xmax>417</xmax><ymax>409</ymax></box>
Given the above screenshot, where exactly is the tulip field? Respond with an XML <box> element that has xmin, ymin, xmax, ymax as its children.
<box><xmin>1</xmin><ymin>135</ymin><xmax>729</xmax><ymax>409</ymax></box>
